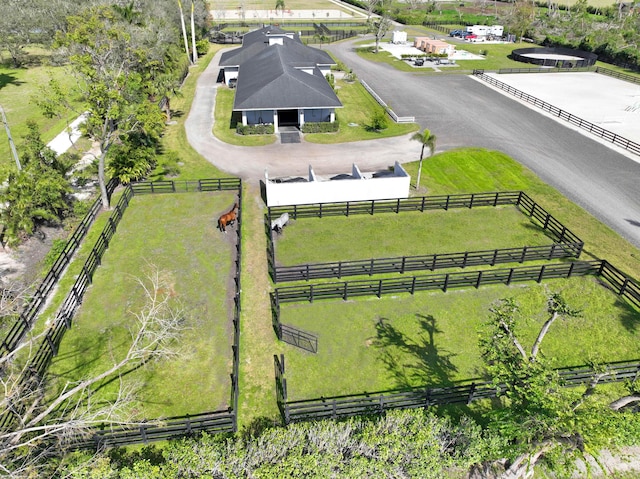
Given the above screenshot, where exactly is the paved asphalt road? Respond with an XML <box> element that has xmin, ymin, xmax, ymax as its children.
<box><xmin>326</xmin><ymin>39</ymin><xmax>640</xmax><ymax>250</ymax></box>
<box><xmin>186</xmin><ymin>41</ymin><xmax>640</xmax><ymax>249</ymax></box>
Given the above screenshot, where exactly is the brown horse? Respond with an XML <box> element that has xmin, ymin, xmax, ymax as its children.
<box><xmin>217</xmin><ymin>203</ymin><xmax>238</xmax><ymax>232</ymax></box>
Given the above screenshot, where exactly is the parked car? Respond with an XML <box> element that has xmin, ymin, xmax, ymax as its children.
<box><xmin>449</xmin><ymin>29</ymin><xmax>463</xmax><ymax>37</ymax></box>
<box><xmin>465</xmin><ymin>34</ymin><xmax>478</xmax><ymax>40</ymax></box>
<box><xmin>414</xmin><ymin>58</ymin><xmax>425</xmax><ymax>66</ymax></box>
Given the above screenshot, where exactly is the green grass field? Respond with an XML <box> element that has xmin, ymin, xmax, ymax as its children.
<box><xmin>273</xmin><ymin>206</ymin><xmax>555</xmax><ymax>266</ymax></box>
<box><xmin>280</xmin><ymin>275</ymin><xmax>640</xmax><ymax>400</ymax></box>
<box><xmin>47</xmin><ymin>192</ymin><xmax>237</xmax><ymax>419</ymax></box>
<box><xmin>0</xmin><ymin>63</ymin><xmax>82</xmax><ymax>179</ymax></box>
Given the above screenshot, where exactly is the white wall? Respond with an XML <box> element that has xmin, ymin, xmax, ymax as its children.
<box><xmin>223</xmin><ymin>66</ymin><xmax>239</xmax><ymax>85</ymax></box>
<box><xmin>265</xmin><ymin>163</ymin><xmax>411</xmax><ymax>206</ymax></box>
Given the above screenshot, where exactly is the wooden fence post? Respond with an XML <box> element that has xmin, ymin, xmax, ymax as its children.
<box><xmin>537</xmin><ymin>265</ymin><xmax>546</xmax><ymax>283</ymax></box>
<box><xmin>467</xmin><ymin>383</ymin><xmax>476</xmax><ymax>404</ymax></box>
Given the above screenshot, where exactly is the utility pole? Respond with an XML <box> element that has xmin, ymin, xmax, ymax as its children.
<box><xmin>0</xmin><ymin>104</ymin><xmax>21</xmax><ymax>171</ymax></box>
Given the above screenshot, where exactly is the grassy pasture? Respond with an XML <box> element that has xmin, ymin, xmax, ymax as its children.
<box><xmin>273</xmin><ymin>206</ymin><xmax>555</xmax><ymax>266</ymax></box>
<box><xmin>280</xmin><ymin>275</ymin><xmax>640</xmax><ymax>400</ymax></box>
<box><xmin>47</xmin><ymin>192</ymin><xmax>237</xmax><ymax>419</ymax></box>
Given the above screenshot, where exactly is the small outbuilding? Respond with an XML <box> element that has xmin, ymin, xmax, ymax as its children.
<box><xmin>392</xmin><ymin>30</ymin><xmax>408</xmax><ymax>44</ymax></box>
<box><xmin>414</xmin><ymin>38</ymin><xmax>455</xmax><ymax>57</ymax></box>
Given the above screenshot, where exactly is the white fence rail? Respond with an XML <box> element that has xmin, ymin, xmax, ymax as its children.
<box><xmin>360</xmin><ymin>80</ymin><xmax>415</xmax><ymax>123</ymax></box>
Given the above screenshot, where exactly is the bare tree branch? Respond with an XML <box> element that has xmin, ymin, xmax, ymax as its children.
<box><xmin>0</xmin><ymin>265</ymin><xmax>185</xmax><ymax>475</ymax></box>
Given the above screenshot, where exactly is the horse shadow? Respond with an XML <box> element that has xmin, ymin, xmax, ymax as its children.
<box><xmin>372</xmin><ymin>314</ymin><xmax>458</xmax><ymax>390</ymax></box>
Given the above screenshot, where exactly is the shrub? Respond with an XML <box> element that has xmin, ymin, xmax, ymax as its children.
<box><xmin>196</xmin><ymin>39</ymin><xmax>210</xmax><ymax>56</ymax></box>
<box><xmin>325</xmin><ymin>73</ymin><xmax>335</xmax><ymax>90</ymax></box>
<box><xmin>370</xmin><ymin>109</ymin><xmax>389</xmax><ymax>131</ymax></box>
<box><xmin>301</xmin><ymin>122</ymin><xmax>339</xmax><ymax>133</ymax></box>
<box><xmin>236</xmin><ymin>124</ymin><xmax>275</xmax><ymax>135</ymax></box>
<box><xmin>43</xmin><ymin>239</ymin><xmax>68</xmax><ymax>269</ymax></box>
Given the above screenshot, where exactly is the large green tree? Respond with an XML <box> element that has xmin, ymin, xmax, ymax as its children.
<box><xmin>0</xmin><ymin>122</ymin><xmax>71</xmax><ymax>245</ymax></box>
<box><xmin>54</xmin><ymin>6</ymin><xmax>166</xmax><ymax>207</ymax></box>
<box><xmin>477</xmin><ymin>295</ymin><xmax>635</xmax><ymax>478</ymax></box>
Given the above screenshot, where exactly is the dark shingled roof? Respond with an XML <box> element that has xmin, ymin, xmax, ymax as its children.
<box><xmin>220</xmin><ymin>26</ymin><xmax>341</xmax><ymax>111</ymax></box>
<box><xmin>233</xmin><ymin>45</ymin><xmax>341</xmax><ymax>110</ymax></box>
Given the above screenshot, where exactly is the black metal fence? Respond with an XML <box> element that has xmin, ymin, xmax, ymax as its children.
<box><xmin>0</xmin><ymin>178</ymin><xmax>243</xmax><ymax>447</ymax></box>
<box><xmin>76</xmin><ymin>410</ymin><xmax>236</xmax><ymax>449</ymax></box>
<box><xmin>0</xmin><ymin>178</ymin><xmax>118</xmax><ymax>358</ymax></box>
<box><xmin>498</xmin><ymin>67</ymin><xmax>595</xmax><ymax>74</ymax></box>
<box><xmin>272</xmin><ymin>261</ymin><xmax>603</xmax><ymax>305</ymax></box>
<box><xmin>596</xmin><ymin>66</ymin><xmax>640</xmax><ymax>86</ymax></box>
<box><xmin>274</xmin><ymin>356</ymin><xmax>640</xmax><ymax>424</ymax></box>
<box><xmin>472</xmin><ymin>70</ymin><xmax>640</xmax><ymax>156</ymax></box>
<box><xmin>267</xmin><ymin>191</ymin><xmax>583</xmax><ymax>282</ymax></box>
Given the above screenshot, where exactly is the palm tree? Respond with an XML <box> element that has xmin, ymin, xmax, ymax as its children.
<box><xmin>410</xmin><ymin>128</ymin><xmax>437</xmax><ymax>190</ymax></box>
<box><xmin>275</xmin><ymin>0</ymin><xmax>285</xmax><ymax>22</ymax></box>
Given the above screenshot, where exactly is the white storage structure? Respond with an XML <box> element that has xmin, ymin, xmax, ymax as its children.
<box><xmin>265</xmin><ymin>163</ymin><xmax>411</xmax><ymax>206</ymax></box>
<box><xmin>391</xmin><ymin>30</ymin><xmax>407</xmax><ymax>44</ymax></box>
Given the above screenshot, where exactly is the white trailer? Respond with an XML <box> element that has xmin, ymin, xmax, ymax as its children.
<box><xmin>465</xmin><ymin>25</ymin><xmax>504</xmax><ymax>39</ymax></box>
<box><xmin>489</xmin><ymin>25</ymin><xmax>504</xmax><ymax>37</ymax></box>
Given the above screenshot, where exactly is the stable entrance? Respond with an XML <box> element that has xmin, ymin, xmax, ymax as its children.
<box><xmin>278</xmin><ymin>109</ymin><xmax>299</xmax><ymax>127</ymax></box>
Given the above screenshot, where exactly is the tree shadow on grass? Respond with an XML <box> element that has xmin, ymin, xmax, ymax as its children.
<box><xmin>0</xmin><ymin>72</ymin><xmax>23</xmax><ymax>89</ymax></box>
<box><xmin>614</xmin><ymin>295</ymin><xmax>640</xmax><ymax>334</ymax></box>
<box><xmin>373</xmin><ymin>313</ymin><xmax>458</xmax><ymax>390</ymax></box>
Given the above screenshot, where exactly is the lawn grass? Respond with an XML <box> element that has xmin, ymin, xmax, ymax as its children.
<box><xmin>213</xmin><ymin>87</ymin><xmax>277</xmax><ymax>146</ymax></box>
<box><xmin>280</xmin><ymin>275</ymin><xmax>640</xmax><ymax>400</ymax></box>
<box><xmin>304</xmin><ymin>79</ymin><xmax>419</xmax><ymax>143</ymax></box>
<box><xmin>408</xmin><ymin>148</ymin><xmax>640</xmax><ymax>280</ymax></box>
<box><xmin>47</xmin><ymin>192</ymin><xmax>237</xmax><ymax>418</ymax></box>
<box><xmin>0</xmin><ymin>62</ymin><xmax>82</xmax><ymax>178</ymax></box>
<box><xmin>273</xmin><ymin>206</ymin><xmax>555</xmax><ymax>266</ymax></box>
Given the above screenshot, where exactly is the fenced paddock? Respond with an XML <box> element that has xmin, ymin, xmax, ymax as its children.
<box><xmin>267</xmin><ymin>192</ymin><xmax>583</xmax><ymax>282</ymax></box>
<box><xmin>0</xmin><ymin>179</ymin><xmax>243</xmax><ymax>447</ymax></box>
<box><xmin>0</xmin><ymin>179</ymin><xmax>118</xmax><ymax>356</ymax></box>
<box><xmin>271</xmin><ymin>261</ymin><xmax>640</xmax><ymax>402</ymax></box>
<box><xmin>275</xmin><ymin>355</ymin><xmax>640</xmax><ymax>424</ymax></box>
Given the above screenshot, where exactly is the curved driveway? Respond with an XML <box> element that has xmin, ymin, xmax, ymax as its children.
<box><xmin>186</xmin><ymin>41</ymin><xmax>640</xmax><ymax>249</ymax></box>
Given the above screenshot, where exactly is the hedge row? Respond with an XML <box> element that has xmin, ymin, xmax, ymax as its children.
<box><xmin>236</xmin><ymin>124</ymin><xmax>274</xmax><ymax>135</ymax></box>
<box><xmin>301</xmin><ymin>122</ymin><xmax>339</xmax><ymax>133</ymax></box>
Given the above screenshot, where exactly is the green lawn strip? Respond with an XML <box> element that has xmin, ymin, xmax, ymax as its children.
<box><xmin>404</xmin><ymin>148</ymin><xmax>640</xmax><ymax>279</ymax></box>
<box><xmin>279</xmin><ymin>276</ymin><xmax>640</xmax><ymax>400</ymax></box>
<box><xmin>155</xmin><ymin>44</ymin><xmax>234</xmax><ymax>180</ymax></box>
<box><xmin>213</xmin><ymin>87</ymin><xmax>277</xmax><ymax>146</ymax></box>
<box><xmin>237</xmin><ymin>183</ymin><xmax>284</xmax><ymax>427</ymax></box>
<box><xmin>304</xmin><ymin>79</ymin><xmax>419</xmax><ymax>143</ymax></box>
<box><xmin>273</xmin><ymin>206</ymin><xmax>556</xmax><ymax>266</ymax></box>
<box><xmin>47</xmin><ymin>192</ymin><xmax>236</xmax><ymax>419</ymax></box>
